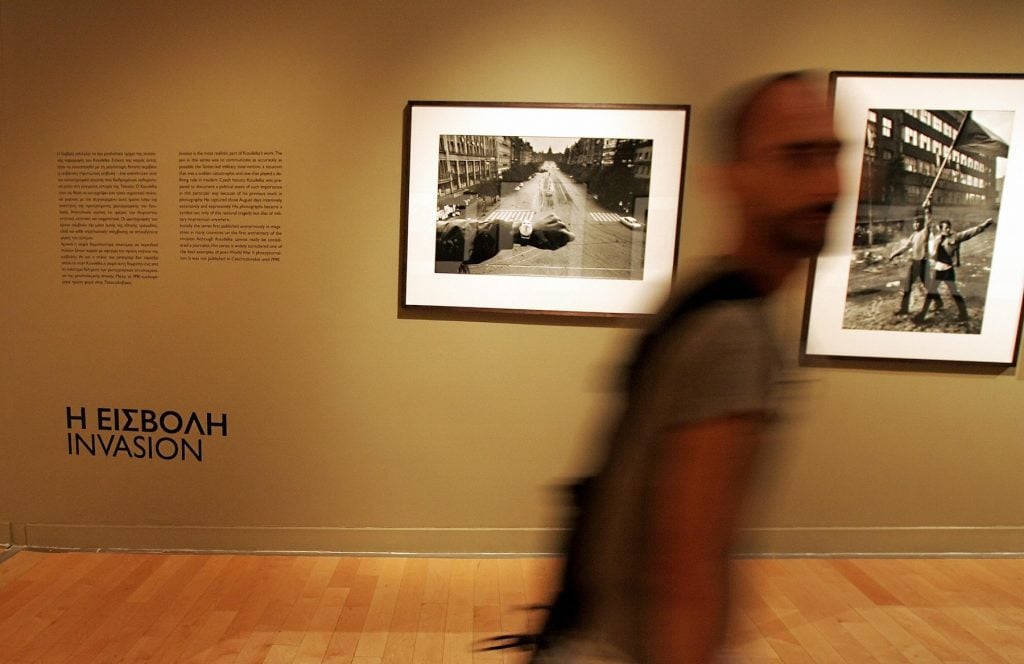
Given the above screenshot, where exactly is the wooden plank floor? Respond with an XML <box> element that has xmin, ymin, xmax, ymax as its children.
<box><xmin>1</xmin><ymin>551</ymin><xmax>1022</xmax><ymax>663</ymax></box>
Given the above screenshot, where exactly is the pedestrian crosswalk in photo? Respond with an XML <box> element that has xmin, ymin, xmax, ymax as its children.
<box><xmin>484</xmin><ymin>209</ymin><xmax>535</xmax><ymax>222</ymax></box>
<box><xmin>485</xmin><ymin>209</ymin><xmax>624</xmax><ymax>223</ymax></box>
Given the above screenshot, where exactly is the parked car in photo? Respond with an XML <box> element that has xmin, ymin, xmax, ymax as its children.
<box><xmin>619</xmin><ymin>216</ymin><xmax>642</xmax><ymax>230</ymax></box>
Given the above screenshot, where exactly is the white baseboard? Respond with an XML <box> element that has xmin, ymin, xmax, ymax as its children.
<box><xmin>737</xmin><ymin>526</ymin><xmax>1024</xmax><ymax>556</ymax></box>
<box><xmin>13</xmin><ymin>523</ymin><xmax>1024</xmax><ymax>557</ymax></box>
<box><xmin>21</xmin><ymin>523</ymin><xmax>565</xmax><ymax>556</ymax></box>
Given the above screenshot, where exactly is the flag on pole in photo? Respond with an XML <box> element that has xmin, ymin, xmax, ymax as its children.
<box><xmin>951</xmin><ymin>111</ymin><xmax>1010</xmax><ymax>158</ymax></box>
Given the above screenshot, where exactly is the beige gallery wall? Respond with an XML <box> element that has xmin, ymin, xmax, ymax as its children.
<box><xmin>2</xmin><ymin>0</ymin><xmax>1023</xmax><ymax>555</ymax></box>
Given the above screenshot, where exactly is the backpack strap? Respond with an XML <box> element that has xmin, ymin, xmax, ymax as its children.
<box><xmin>625</xmin><ymin>269</ymin><xmax>762</xmax><ymax>395</ymax></box>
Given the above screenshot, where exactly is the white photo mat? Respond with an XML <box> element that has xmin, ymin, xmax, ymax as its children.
<box><xmin>403</xmin><ymin>102</ymin><xmax>688</xmax><ymax>316</ymax></box>
<box><xmin>804</xmin><ymin>73</ymin><xmax>1024</xmax><ymax>363</ymax></box>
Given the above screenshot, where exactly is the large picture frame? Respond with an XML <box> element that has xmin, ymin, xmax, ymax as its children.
<box><xmin>402</xmin><ymin>101</ymin><xmax>689</xmax><ymax>316</ymax></box>
<box><xmin>804</xmin><ymin>72</ymin><xmax>1024</xmax><ymax>364</ymax></box>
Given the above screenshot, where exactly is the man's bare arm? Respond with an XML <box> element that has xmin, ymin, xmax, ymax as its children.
<box><xmin>647</xmin><ymin>414</ymin><xmax>764</xmax><ymax>664</ymax></box>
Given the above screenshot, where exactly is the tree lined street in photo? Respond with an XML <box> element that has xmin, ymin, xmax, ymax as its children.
<box><xmin>471</xmin><ymin>161</ymin><xmax>645</xmax><ymax>279</ymax></box>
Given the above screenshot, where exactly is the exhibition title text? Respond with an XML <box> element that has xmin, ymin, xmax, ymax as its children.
<box><xmin>65</xmin><ymin>406</ymin><xmax>229</xmax><ymax>462</ymax></box>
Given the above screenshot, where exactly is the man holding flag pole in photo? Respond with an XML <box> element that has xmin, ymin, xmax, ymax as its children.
<box><xmin>913</xmin><ymin>111</ymin><xmax>1005</xmax><ymax>324</ymax></box>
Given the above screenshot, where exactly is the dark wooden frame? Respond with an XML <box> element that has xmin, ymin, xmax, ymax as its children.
<box><xmin>400</xmin><ymin>101</ymin><xmax>690</xmax><ymax>318</ymax></box>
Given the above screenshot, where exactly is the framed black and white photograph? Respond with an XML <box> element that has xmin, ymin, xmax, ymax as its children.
<box><xmin>804</xmin><ymin>72</ymin><xmax>1024</xmax><ymax>364</ymax></box>
<box><xmin>402</xmin><ymin>101</ymin><xmax>689</xmax><ymax>316</ymax></box>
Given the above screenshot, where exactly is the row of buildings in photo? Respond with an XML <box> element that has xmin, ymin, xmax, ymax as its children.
<box><xmin>437</xmin><ymin>135</ymin><xmax>653</xmax><ymax>199</ymax></box>
<box><xmin>861</xmin><ymin>108</ymin><xmax>1007</xmax><ymax>213</ymax></box>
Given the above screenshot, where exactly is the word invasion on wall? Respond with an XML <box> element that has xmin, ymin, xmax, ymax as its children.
<box><xmin>65</xmin><ymin>406</ymin><xmax>229</xmax><ymax>463</ymax></box>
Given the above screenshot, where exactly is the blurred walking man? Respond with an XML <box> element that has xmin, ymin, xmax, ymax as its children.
<box><xmin>524</xmin><ymin>72</ymin><xmax>842</xmax><ymax>664</ymax></box>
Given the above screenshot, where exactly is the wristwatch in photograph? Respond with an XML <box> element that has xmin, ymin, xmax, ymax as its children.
<box><xmin>515</xmin><ymin>221</ymin><xmax>533</xmax><ymax>246</ymax></box>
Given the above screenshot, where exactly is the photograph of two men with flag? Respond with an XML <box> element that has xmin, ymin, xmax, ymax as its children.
<box><xmin>841</xmin><ymin>106</ymin><xmax>1011</xmax><ymax>334</ymax></box>
<box><xmin>803</xmin><ymin>72</ymin><xmax>1024</xmax><ymax>364</ymax></box>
